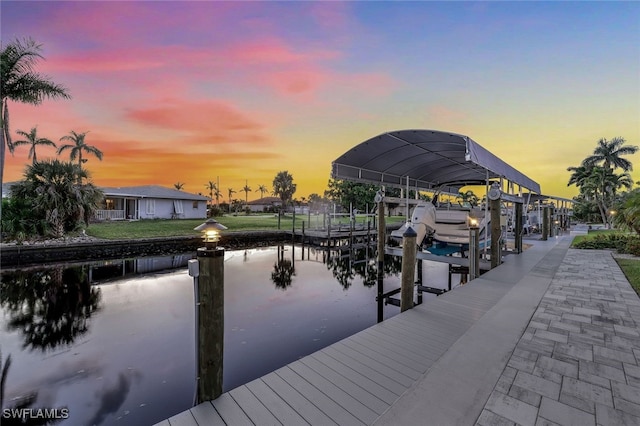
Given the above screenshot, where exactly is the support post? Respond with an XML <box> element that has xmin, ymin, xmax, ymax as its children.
<box><xmin>542</xmin><ymin>207</ymin><xmax>549</xmax><ymax>241</ymax></box>
<box><xmin>377</xmin><ymin>198</ymin><xmax>385</xmax><ymax>323</ymax></box>
<box><xmin>469</xmin><ymin>226</ymin><xmax>480</xmax><ymax>280</ymax></box>
<box><xmin>400</xmin><ymin>227</ymin><xmax>417</xmax><ymax>312</ymax></box>
<box><xmin>490</xmin><ymin>197</ymin><xmax>501</xmax><ymax>269</ymax></box>
<box><xmin>515</xmin><ymin>202</ymin><xmax>523</xmax><ymax>254</ymax></box>
<box><xmin>196</xmin><ymin>246</ymin><xmax>224</xmax><ymax>403</ymax></box>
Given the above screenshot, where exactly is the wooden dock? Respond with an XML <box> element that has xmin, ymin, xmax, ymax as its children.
<box><xmin>155</xmin><ymin>236</ymin><xmax>568</xmax><ymax>426</ymax></box>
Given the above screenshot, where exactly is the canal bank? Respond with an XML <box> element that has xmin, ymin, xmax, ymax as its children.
<box><xmin>0</xmin><ymin>230</ymin><xmax>290</xmax><ymax>267</ymax></box>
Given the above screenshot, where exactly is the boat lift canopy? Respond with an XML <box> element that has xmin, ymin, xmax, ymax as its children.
<box><xmin>332</xmin><ymin>129</ymin><xmax>541</xmax><ymax>194</ymax></box>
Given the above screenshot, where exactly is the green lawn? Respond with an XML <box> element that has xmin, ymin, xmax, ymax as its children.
<box><xmin>616</xmin><ymin>258</ymin><xmax>640</xmax><ymax>295</ymax></box>
<box><xmin>86</xmin><ymin>214</ymin><xmax>405</xmax><ymax>240</ymax></box>
<box><xmin>571</xmin><ymin>229</ymin><xmax>621</xmax><ymax>246</ymax></box>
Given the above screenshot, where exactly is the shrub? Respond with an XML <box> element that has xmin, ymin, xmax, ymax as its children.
<box><xmin>623</xmin><ymin>238</ymin><xmax>640</xmax><ymax>256</ymax></box>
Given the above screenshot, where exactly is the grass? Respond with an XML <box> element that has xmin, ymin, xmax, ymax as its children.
<box><xmin>571</xmin><ymin>229</ymin><xmax>621</xmax><ymax>246</ymax></box>
<box><xmin>615</xmin><ymin>258</ymin><xmax>640</xmax><ymax>295</ymax></box>
<box><xmin>86</xmin><ymin>214</ymin><xmax>405</xmax><ymax>240</ymax></box>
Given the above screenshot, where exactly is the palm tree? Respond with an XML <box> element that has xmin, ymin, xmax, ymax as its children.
<box><xmin>13</xmin><ymin>126</ymin><xmax>56</xmax><ymax>164</ymax></box>
<box><xmin>205</xmin><ymin>180</ymin><xmax>217</xmax><ymax>206</ymax></box>
<box><xmin>567</xmin><ymin>164</ymin><xmax>593</xmax><ymax>188</ymax></box>
<box><xmin>241</xmin><ymin>180</ymin><xmax>252</xmax><ymax>207</ymax></box>
<box><xmin>12</xmin><ymin>159</ymin><xmax>102</xmax><ymax>237</ymax></box>
<box><xmin>1</xmin><ymin>37</ymin><xmax>71</xmax><ymax>214</ymax></box>
<box><xmin>227</xmin><ymin>188</ymin><xmax>236</xmax><ymax>213</ymax></box>
<box><xmin>272</xmin><ymin>171</ymin><xmax>296</xmax><ymax>213</ymax></box>
<box><xmin>57</xmin><ymin>131</ymin><xmax>103</xmax><ymax>182</ymax></box>
<box><xmin>174</xmin><ymin>182</ymin><xmax>185</xmax><ymax>190</ymax></box>
<box><xmin>256</xmin><ymin>184</ymin><xmax>268</xmax><ymax>200</ymax></box>
<box><xmin>583</xmin><ymin>137</ymin><xmax>638</xmax><ymax>172</ymax></box>
<box><xmin>214</xmin><ymin>186</ymin><xmax>222</xmax><ymax>207</ymax></box>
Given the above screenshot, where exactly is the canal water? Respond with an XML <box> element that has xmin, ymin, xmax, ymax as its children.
<box><xmin>0</xmin><ymin>244</ymin><xmax>451</xmax><ymax>426</ymax></box>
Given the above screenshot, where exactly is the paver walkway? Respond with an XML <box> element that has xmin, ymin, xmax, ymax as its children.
<box><xmin>477</xmin><ymin>249</ymin><xmax>640</xmax><ymax>426</ymax></box>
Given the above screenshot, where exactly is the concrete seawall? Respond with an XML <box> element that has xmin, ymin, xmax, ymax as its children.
<box><xmin>0</xmin><ymin>230</ymin><xmax>290</xmax><ymax>267</ymax></box>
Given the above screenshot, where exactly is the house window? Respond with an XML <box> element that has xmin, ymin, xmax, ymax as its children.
<box><xmin>173</xmin><ymin>200</ymin><xmax>184</xmax><ymax>215</ymax></box>
<box><xmin>193</xmin><ymin>201</ymin><xmax>199</xmax><ymax>209</ymax></box>
<box><xmin>146</xmin><ymin>199</ymin><xmax>155</xmax><ymax>215</ymax></box>
<box><xmin>105</xmin><ymin>199</ymin><xmax>114</xmax><ymax>210</ymax></box>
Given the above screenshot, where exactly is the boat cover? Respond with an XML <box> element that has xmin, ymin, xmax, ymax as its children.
<box><xmin>332</xmin><ymin>129</ymin><xmax>540</xmax><ymax>194</ymax></box>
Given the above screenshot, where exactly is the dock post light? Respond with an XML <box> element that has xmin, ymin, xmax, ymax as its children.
<box><xmin>468</xmin><ymin>216</ymin><xmax>480</xmax><ymax>280</ymax></box>
<box><xmin>192</xmin><ymin>219</ymin><xmax>227</xmax><ymax>403</ymax></box>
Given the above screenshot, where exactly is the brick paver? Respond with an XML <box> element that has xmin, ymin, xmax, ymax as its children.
<box><xmin>477</xmin><ymin>250</ymin><xmax>640</xmax><ymax>425</ymax></box>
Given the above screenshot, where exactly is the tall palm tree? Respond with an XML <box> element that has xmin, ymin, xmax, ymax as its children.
<box><xmin>1</xmin><ymin>37</ymin><xmax>70</xmax><ymax>214</ymax></box>
<box><xmin>256</xmin><ymin>184</ymin><xmax>268</xmax><ymax>200</ymax></box>
<box><xmin>214</xmin><ymin>187</ymin><xmax>222</xmax><ymax>207</ymax></box>
<box><xmin>227</xmin><ymin>188</ymin><xmax>236</xmax><ymax>213</ymax></box>
<box><xmin>14</xmin><ymin>126</ymin><xmax>56</xmax><ymax>165</ymax></box>
<box><xmin>174</xmin><ymin>182</ymin><xmax>185</xmax><ymax>190</ymax></box>
<box><xmin>205</xmin><ymin>180</ymin><xmax>217</xmax><ymax>207</ymax></box>
<box><xmin>57</xmin><ymin>130</ymin><xmax>103</xmax><ymax>174</ymax></box>
<box><xmin>241</xmin><ymin>180</ymin><xmax>252</xmax><ymax>207</ymax></box>
<box><xmin>583</xmin><ymin>137</ymin><xmax>638</xmax><ymax>172</ymax></box>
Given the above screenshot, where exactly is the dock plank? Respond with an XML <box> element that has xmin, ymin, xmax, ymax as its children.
<box><xmin>167</xmin><ymin>410</ymin><xmax>198</xmax><ymax>426</ymax></box>
<box><xmin>338</xmin><ymin>338</ymin><xmax>422</xmax><ymax>379</ymax></box>
<box><xmin>310</xmin><ymin>352</ymin><xmax>399</xmax><ymax>405</ymax></box>
<box><xmin>275</xmin><ymin>366</ymin><xmax>366</xmax><ymax>426</ymax></box>
<box><xmin>288</xmin><ymin>361</ymin><xmax>379</xmax><ymax>424</ymax></box>
<box><xmin>153</xmin><ymin>421</ymin><xmax>171</xmax><ymax>426</ymax></box>
<box><xmin>229</xmin><ymin>385</ymin><xmax>281</xmax><ymax>426</ymax></box>
<box><xmin>321</xmin><ymin>346</ymin><xmax>407</xmax><ymax>395</ymax></box>
<box><xmin>349</xmin><ymin>331</ymin><xmax>429</xmax><ymax>367</ymax></box>
<box><xmin>377</xmin><ymin>316</ymin><xmax>457</xmax><ymax>344</ymax></box>
<box><xmin>368</xmin><ymin>324</ymin><xmax>450</xmax><ymax>356</ymax></box>
<box><xmin>355</xmin><ymin>327</ymin><xmax>433</xmax><ymax>362</ymax></box>
<box><xmin>365</xmin><ymin>324</ymin><xmax>451</xmax><ymax>360</ymax></box>
<box><xmin>245</xmin><ymin>379</ymin><xmax>310</xmax><ymax>426</ymax></box>
<box><xmin>299</xmin><ymin>355</ymin><xmax>389</xmax><ymax>415</ymax></box>
<box><xmin>190</xmin><ymin>402</ymin><xmax>225</xmax><ymax>425</ymax></box>
<box><xmin>211</xmin><ymin>393</ymin><xmax>253</xmax><ymax>426</ymax></box>
<box><xmin>262</xmin><ymin>371</ymin><xmax>339</xmax><ymax>425</ymax></box>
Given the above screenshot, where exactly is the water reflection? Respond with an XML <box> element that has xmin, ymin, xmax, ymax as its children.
<box><xmin>0</xmin><ymin>247</ymin><xmax>403</xmax><ymax>426</ymax></box>
<box><xmin>271</xmin><ymin>246</ymin><xmax>296</xmax><ymax>290</ymax></box>
<box><xmin>0</xmin><ymin>267</ymin><xmax>101</xmax><ymax>352</ymax></box>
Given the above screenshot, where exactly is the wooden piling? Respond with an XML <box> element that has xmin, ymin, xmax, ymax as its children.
<box><xmin>400</xmin><ymin>227</ymin><xmax>417</xmax><ymax>312</ymax></box>
<box><xmin>515</xmin><ymin>202</ymin><xmax>523</xmax><ymax>254</ymax></box>
<box><xmin>490</xmin><ymin>198</ymin><xmax>501</xmax><ymax>269</ymax></box>
<box><xmin>542</xmin><ymin>207</ymin><xmax>549</xmax><ymax>241</ymax></box>
<box><xmin>377</xmin><ymin>199</ymin><xmax>385</xmax><ymax>323</ymax></box>
<box><xmin>196</xmin><ymin>247</ymin><xmax>224</xmax><ymax>403</ymax></box>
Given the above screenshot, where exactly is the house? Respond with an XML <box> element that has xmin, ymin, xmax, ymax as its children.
<box><xmin>246</xmin><ymin>196</ymin><xmax>282</xmax><ymax>213</ymax></box>
<box><xmin>96</xmin><ymin>185</ymin><xmax>209</xmax><ymax>220</ymax></box>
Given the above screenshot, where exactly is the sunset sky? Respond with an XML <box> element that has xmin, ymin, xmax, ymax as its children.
<box><xmin>2</xmin><ymin>1</ymin><xmax>638</xmax><ymax>200</ymax></box>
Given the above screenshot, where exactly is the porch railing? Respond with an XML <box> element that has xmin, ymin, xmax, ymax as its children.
<box><xmin>95</xmin><ymin>209</ymin><xmax>126</xmax><ymax>220</ymax></box>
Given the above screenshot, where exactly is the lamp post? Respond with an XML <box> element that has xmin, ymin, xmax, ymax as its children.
<box><xmin>192</xmin><ymin>219</ymin><xmax>227</xmax><ymax>404</ymax></box>
<box><xmin>468</xmin><ymin>216</ymin><xmax>480</xmax><ymax>280</ymax></box>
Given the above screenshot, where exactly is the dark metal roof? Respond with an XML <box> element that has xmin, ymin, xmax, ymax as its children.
<box><xmin>332</xmin><ymin>129</ymin><xmax>540</xmax><ymax>194</ymax></box>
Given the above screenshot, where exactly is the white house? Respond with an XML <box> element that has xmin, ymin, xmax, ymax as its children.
<box><xmin>96</xmin><ymin>185</ymin><xmax>209</xmax><ymax>220</ymax></box>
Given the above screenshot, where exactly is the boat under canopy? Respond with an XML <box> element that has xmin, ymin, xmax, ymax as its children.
<box><xmin>331</xmin><ymin>129</ymin><xmax>540</xmax><ymax>194</ymax></box>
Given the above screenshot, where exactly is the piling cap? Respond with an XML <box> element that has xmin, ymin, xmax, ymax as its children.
<box><xmin>403</xmin><ymin>226</ymin><xmax>417</xmax><ymax>237</ymax></box>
